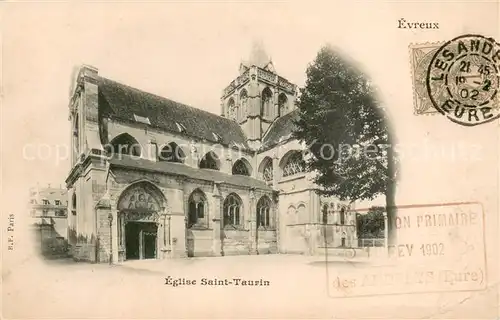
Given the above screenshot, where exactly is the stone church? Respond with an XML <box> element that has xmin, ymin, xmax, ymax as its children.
<box><xmin>65</xmin><ymin>44</ymin><xmax>358</xmax><ymax>263</ymax></box>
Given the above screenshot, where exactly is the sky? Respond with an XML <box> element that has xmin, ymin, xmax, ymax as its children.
<box><xmin>2</xmin><ymin>1</ymin><xmax>499</xmax><ymax>212</ymax></box>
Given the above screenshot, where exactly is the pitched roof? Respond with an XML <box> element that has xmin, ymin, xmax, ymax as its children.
<box><xmin>97</xmin><ymin>77</ymin><xmax>250</xmax><ymax>149</ymax></box>
<box><xmin>109</xmin><ymin>155</ymin><xmax>272</xmax><ymax>191</ymax></box>
<box><xmin>261</xmin><ymin>109</ymin><xmax>300</xmax><ymax>150</ymax></box>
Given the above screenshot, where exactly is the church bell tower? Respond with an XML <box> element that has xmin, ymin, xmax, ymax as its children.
<box><xmin>220</xmin><ymin>41</ymin><xmax>298</xmax><ymax>150</ymax></box>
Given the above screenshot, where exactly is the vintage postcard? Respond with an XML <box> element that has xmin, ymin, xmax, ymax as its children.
<box><xmin>2</xmin><ymin>1</ymin><xmax>499</xmax><ymax>319</ymax></box>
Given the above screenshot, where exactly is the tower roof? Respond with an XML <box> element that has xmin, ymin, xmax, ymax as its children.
<box><xmin>240</xmin><ymin>40</ymin><xmax>276</xmax><ymax>73</ymax></box>
<box><xmin>248</xmin><ymin>40</ymin><xmax>270</xmax><ymax>68</ymax></box>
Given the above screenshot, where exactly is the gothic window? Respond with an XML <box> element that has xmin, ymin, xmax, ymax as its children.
<box><xmin>188</xmin><ymin>190</ymin><xmax>207</xmax><ymax>228</ymax></box>
<box><xmin>278</xmin><ymin>93</ymin><xmax>288</xmax><ymax>116</ymax></box>
<box><xmin>42</xmin><ymin>209</ymin><xmax>48</xmax><ymax>216</ymax></box>
<box><xmin>55</xmin><ymin>200</ymin><xmax>61</xmax><ymax>206</ymax></box>
<box><xmin>199</xmin><ymin>151</ymin><xmax>220</xmax><ymax>170</ymax></box>
<box><xmin>227</xmin><ymin>98</ymin><xmax>237</xmax><ymax>120</ymax></box>
<box><xmin>42</xmin><ymin>199</ymin><xmax>50</xmax><ymax>205</ymax></box>
<box><xmin>264</xmin><ymin>166</ymin><xmax>273</xmax><ymax>182</ymax></box>
<box><xmin>232</xmin><ymin>159</ymin><xmax>251</xmax><ymax>176</ymax></box>
<box><xmin>282</xmin><ymin>151</ymin><xmax>306</xmax><ymax>177</ymax></box>
<box><xmin>240</xmin><ymin>89</ymin><xmax>248</xmax><ymax>117</ymax></box>
<box><xmin>257</xmin><ymin>196</ymin><xmax>272</xmax><ymax>228</ymax></box>
<box><xmin>261</xmin><ymin>87</ymin><xmax>273</xmax><ymax>118</ymax></box>
<box><xmin>107</xmin><ymin>133</ymin><xmax>141</xmax><ymax>157</ymax></box>
<box><xmin>159</xmin><ymin>142</ymin><xmax>185</xmax><ymax>163</ymax></box>
<box><xmin>223</xmin><ymin>193</ymin><xmax>242</xmax><ymax>228</ymax></box>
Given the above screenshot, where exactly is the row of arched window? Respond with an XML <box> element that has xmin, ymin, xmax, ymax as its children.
<box><xmin>106</xmin><ymin>134</ymin><xmax>307</xmax><ymax>181</ymax></box>
<box><xmin>226</xmin><ymin>88</ymin><xmax>290</xmax><ymax>122</ymax></box>
<box><xmin>321</xmin><ymin>203</ymin><xmax>350</xmax><ymax>225</ymax></box>
<box><xmin>107</xmin><ymin>133</ymin><xmax>306</xmax><ymax>182</ymax></box>
<box><xmin>188</xmin><ymin>190</ymin><xmax>274</xmax><ymax>229</ymax></box>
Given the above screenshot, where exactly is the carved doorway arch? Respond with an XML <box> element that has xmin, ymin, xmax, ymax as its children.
<box><xmin>117</xmin><ymin>182</ymin><xmax>167</xmax><ymax>261</ymax></box>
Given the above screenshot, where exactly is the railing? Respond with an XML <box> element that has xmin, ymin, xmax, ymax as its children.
<box><xmin>358</xmin><ymin>238</ymin><xmax>385</xmax><ymax>247</ymax></box>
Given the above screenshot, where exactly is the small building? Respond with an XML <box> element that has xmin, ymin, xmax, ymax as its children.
<box><xmin>66</xmin><ymin>44</ymin><xmax>358</xmax><ymax>263</ymax></box>
<box><xmin>29</xmin><ymin>185</ymin><xmax>69</xmax><ymax>258</ymax></box>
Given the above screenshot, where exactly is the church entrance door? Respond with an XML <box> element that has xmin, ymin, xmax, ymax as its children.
<box><xmin>125</xmin><ymin>222</ymin><xmax>157</xmax><ymax>260</ymax></box>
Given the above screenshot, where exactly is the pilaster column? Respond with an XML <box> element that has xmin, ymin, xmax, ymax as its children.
<box><xmin>189</xmin><ymin>143</ymin><xmax>199</xmax><ymax>168</ymax></box>
<box><xmin>309</xmin><ymin>191</ymin><xmax>320</xmax><ymax>224</ymax></box>
<box><xmin>80</xmin><ymin>66</ymin><xmax>103</xmax><ymax>152</ymax></box>
<box><xmin>272</xmin><ymin>190</ymin><xmax>280</xmax><ymax>253</ymax></box>
<box><xmin>211</xmin><ymin>182</ymin><xmax>223</xmax><ymax>256</ymax></box>
<box><xmin>234</xmin><ymin>92</ymin><xmax>240</xmax><ymax>121</ymax></box>
<box><xmin>110</xmin><ymin>210</ymin><xmax>119</xmax><ymax>263</ymax></box>
<box><xmin>147</xmin><ymin>139</ymin><xmax>158</xmax><ymax>161</ymax></box>
<box><xmin>225</xmin><ymin>155</ymin><xmax>233</xmax><ymax>175</ymax></box>
<box><xmin>248</xmin><ymin>188</ymin><xmax>258</xmax><ymax>254</ymax></box>
<box><xmin>159</xmin><ymin>212</ymin><xmax>171</xmax><ymax>259</ymax></box>
<box><xmin>273</xmin><ymin>90</ymin><xmax>279</xmax><ymax>118</ymax></box>
<box><xmin>272</xmin><ymin>154</ymin><xmax>279</xmax><ymax>188</ymax></box>
<box><xmin>170</xmin><ymin>212</ymin><xmax>186</xmax><ymax>258</ymax></box>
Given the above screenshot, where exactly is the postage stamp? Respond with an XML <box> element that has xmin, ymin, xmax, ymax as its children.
<box><xmin>326</xmin><ymin>202</ymin><xmax>486</xmax><ymax>298</ymax></box>
<box><xmin>410</xmin><ymin>42</ymin><xmax>444</xmax><ymax>115</ymax></box>
<box><xmin>426</xmin><ymin>35</ymin><xmax>500</xmax><ymax>126</ymax></box>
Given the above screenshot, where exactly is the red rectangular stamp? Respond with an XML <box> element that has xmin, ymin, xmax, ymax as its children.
<box><xmin>326</xmin><ymin>202</ymin><xmax>487</xmax><ymax>298</ymax></box>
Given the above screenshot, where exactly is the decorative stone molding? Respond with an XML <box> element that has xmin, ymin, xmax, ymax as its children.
<box><xmin>212</xmin><ymin>182</ymin><xmax>222</xmax><ymax>198</ymax></box>
<box><xmin>122</xmin><ymin>210</ymin><xmax>160</xmax><ymax>222</ymax></box>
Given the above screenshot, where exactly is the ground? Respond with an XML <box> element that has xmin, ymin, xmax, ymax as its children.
<box><xmin>2</xmin><ymin>254</ymin><xmax>494</xmax><ymax>319</ymax></box>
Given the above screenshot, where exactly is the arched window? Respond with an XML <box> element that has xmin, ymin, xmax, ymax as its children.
<box><xmin>188</xmin><ymin>190</ymin><xmax>207</xmax><ymax>228</ymax></box>
<box><xmin>297</xmin><ymin>204</ymin><xmax>307</xmax><ymax>224</ymax></box>
<box><xmin>72</xmin><ymin>193</ymin><xmax>77</xmax><ymax>215</ymax></box>
<box><xmin>278</xmin><ymin>93</ymin><xmax>288</xmax><ymax>116</ymax></box>
<box><xmin>287</xmin><ymin>205</ymin><xmax>297</xmax><ymax>225</ymax></box>
<box><xmin>199</xmin><ymin>151</ymin><xmax>220</xmax><ymax>170</ymax></box>
<box><xmin>240</xmin><ymin>89</ymin><xmax>248</xmax><ymax>117</ymax></box>
<box><xmin>322</xmin><ymin>204</ymin><xmax>328</xmax><ymax>224</ymax></box>
<box><xmin>340</xmin><ymin>206</ymin><xmax>346</xmax><ymax>225</ymax></box>
<box><xmin>232</xmin><ymin>159</ymin><xmax>251</xmax><ymax>176</ymax></box>
<box><xmin>159</xmin><ymin>142</ymin><xmax>185</xmax><ymax>163</ymax></box>
<box><xmin>223</xmin><ymin>194</ymin><xmax>242</xmax><ymax>228</ymax></box>
<box><xmin>282</xmin><ymin>151</ymin><xmax>306</xmax><ymax>177</ymax></box>
<box><xmin>227</xmin><ymin>98</ymin><xmax>237</xmax><ymax>120</ymax></box>
<box><xmin>107</xmin><ymin>133</ymin><xmax>141</xmax><ymax>157</ymax></box>
<box><xmin>259</xmin><ymin>157</ymin><xmax>273</xmax><ymax>182</ymax></box>
<box><xmin>257</xmin><ymin>196</ymin><xmax>272</xmax><ymax>228</ymax></box>
<box><xmin>261</xmin><ymin>87</ymin><xmax>273</xmax><ymax>118</ymax></box>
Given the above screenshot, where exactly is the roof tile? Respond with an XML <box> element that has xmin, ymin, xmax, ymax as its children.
<box><xmin>97</xmin><ymin>77</ymin><xmax>250</xmax><ymax>149</ymax></box>
<box><xmin>261</xmin><ymin>109</ymin><xmax>300</xmax><ymax>150</ymax></box>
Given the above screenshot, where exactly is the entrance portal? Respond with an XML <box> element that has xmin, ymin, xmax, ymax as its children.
<box><xmin>125</xmin><ymin>222</ymin><xmax>157</xmax><ymax>260</ymax></box>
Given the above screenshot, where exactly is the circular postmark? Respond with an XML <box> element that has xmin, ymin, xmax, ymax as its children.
<box><xmin>426</xmin><ymin>34</ymin><xmax>500</xmax><ymax>126</ymax></box>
